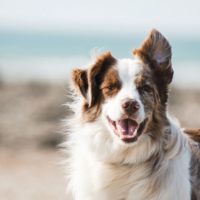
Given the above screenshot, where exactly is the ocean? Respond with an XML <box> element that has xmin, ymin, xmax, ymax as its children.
<box><xmin>0</xmin><ymin>31</ymin><xmax>199</xmax><ymax>87</ymax></box>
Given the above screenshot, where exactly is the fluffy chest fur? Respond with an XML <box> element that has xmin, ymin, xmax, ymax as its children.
<box><xmin>65</xmin><ymin>29</ymin><xmax>194</xmax><ymax>200</ymax></box>
<box><xmin>67</xmin><ymin>120</ymin><xmax>191</xmax><ymax>200</ymax></box>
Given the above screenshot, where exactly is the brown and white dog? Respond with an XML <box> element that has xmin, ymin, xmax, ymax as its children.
<box><xmin>65</xmin><ymin>29</ymin><xmax>200</xmax><ymax>200</ymax></box>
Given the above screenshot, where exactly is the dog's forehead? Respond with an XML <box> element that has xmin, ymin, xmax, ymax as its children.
<box><xmin>116</xmin><ymin>58</ymin><xmax>143</xmax><ymax>82</ymax></box>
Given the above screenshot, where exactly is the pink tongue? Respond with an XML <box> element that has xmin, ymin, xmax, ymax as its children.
<box><xmin>116</xmin><ymin>119</ymin><xmax>138</xmax><ymax>136</ymax></box>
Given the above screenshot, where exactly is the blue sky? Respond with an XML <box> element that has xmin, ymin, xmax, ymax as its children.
<box><xmin>0</xmin><ymin>0</ymin><xmax>200</xmax><ymax>37</ymax></box>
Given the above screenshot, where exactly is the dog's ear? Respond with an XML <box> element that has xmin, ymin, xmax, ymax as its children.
<box><xmin>72</xmin><ymin>69</ymin><xmax>88</xmax><ymax>99</ymax></box>
<box><xmin>72</xmin><ymin>52</ymin><xmax>116</xmax><ymax>107</ymax></box>
<box><xmin>134</xmin><ymin>29</ymin><xmax>173</xmax><ymax>85</ymax></box>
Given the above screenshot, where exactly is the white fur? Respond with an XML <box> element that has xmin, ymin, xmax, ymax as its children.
<box><xmin>103</xmin><ymin>59</ymin><xmax>145</xmax><ymax>122</ymax></box>
<box><xmin>65</xmin><ymin>58</ymin><xmax>191</xmax><ymax>200</ymax></box>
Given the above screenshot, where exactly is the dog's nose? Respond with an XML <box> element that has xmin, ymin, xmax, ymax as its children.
<box><xmin>122</xmin><ymin>99</ymin><xmax>140</xmax><ymax>113</ymax></box>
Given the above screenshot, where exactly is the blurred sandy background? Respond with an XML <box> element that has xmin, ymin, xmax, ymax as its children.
<box><xmin>0</xmin><ymin>0</ymin><xmax>200</xmax><ymax>199</ymax></box>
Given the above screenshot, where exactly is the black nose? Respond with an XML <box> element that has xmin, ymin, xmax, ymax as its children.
<box><xmin>122</xmin><ymin>99</ymin><xmax>140</xmax><ymax>113</ymax></box>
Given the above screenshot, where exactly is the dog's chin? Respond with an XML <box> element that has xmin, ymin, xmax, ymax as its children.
<box><xmin>107</xmin><ymin>116</ymin><xmax>147</xmax><ymax>143</ymax></box>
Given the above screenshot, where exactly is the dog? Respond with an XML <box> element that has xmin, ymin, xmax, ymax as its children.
<box><xmin>65</xmin><ymin>29</ymin><xmax>200</xmax><ymax>200</ymax></box>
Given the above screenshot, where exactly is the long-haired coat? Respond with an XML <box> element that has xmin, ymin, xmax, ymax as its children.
<box><xmin>64</xmin><ymin>29</ymin><xmax>200</xmax><ymax>200</ymax></box>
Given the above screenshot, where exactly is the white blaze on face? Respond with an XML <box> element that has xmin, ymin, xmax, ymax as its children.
<box><xmin>102</xmin><ymin>58</ymin><xmax>145</xmax><ymax>123</ymax></box>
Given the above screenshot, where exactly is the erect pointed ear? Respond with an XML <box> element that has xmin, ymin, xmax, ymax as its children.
<box><xmin>72</xmin><ymin>52</ymin><xmax>116</xmax><ymax>107</ymax></box>
<box><xmin>134</xmin><ymin>29</ymin><xmax>173</xmax><ymax>84</ymax></box>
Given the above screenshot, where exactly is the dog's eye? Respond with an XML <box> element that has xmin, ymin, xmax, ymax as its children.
<box><xmin>140</xmin><ymin>84</ymin><xmax>152</xmax><ymax>92</ymax></box>
<box><xmin>101</xmin><ymin>82</ymin><xmax>121</xmax><ymax>95</ymax></box>
<box><xmin>107</xmin><ymin>85</ymin><xmax>115</xmax><ymax>90</ymax></box>
<box><xmin>101</xmin><ymin>84</ymin><xmax>117</xmax><ymax>92</ymax></box>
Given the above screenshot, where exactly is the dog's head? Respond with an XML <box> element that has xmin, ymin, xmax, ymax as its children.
<box><xmin>72</xmin><ymin>29</ymin><xmax>173</xmax><ymax>145</ymax></box>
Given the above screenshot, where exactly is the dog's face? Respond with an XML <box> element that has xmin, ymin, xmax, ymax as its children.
<box><xmin>101</xmin><ymin>59</ymin><xmax>153</xmax><ymax>143</ymax></box>
<box><xmin>72</xmin><ymin>29</ymin><xmax>173</xmax><ymax>145</ymax></box>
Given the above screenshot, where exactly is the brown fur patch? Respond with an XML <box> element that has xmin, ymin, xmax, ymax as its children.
<box><xmin>191</xmin><ymin>191</ymin><xmax>197</xmax><ymax>200</ymax></box>
<box><xmin>100</xmin><ymin>67</ymin><xmax>121</xmax><ymax>98</ymax></box>
<box><xmin>135</xmin><ymin>69</ymin><xmax>159</xmax><ymax>119</ymax></box>
<box><xmin>72</xmin><ymin>52</ymin><xmax>118</xmax><ymax>122</ymax></box>
<box><xmin>72</xmin><ymin>69</ymin><xmax>88</xmax><ymax>98</ymax></box>
<box><xmin>184</xmin><ymin>128</ymin><xmax>200</xmax><ymax>199</ymax></box>
<box><xmin>189</xmin><ymin>141</ymin><xmax>200</xmax><ymax>199</ymax></box>
<box><xmin>133</xmin><ymin>29</ymin><xmax>173</xmax><ymax>105</ymax></box>
<box><xmin>134</xmin><ymin>67</ymin><xmax>168</xmax><ymax>141</ymax></box>
<box><xmin>87</xmin><ymin>52</ymin><xmax>116</xmax><ymax>107</ymax></box>
<box><xmin>185</xmin><ymin>129</ymin><xmax>200</xmax><ymax>143</ymax></box>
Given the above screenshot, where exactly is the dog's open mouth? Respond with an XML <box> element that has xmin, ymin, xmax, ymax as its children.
<box><xmin>107</xmin><ymin>117</ymin><xmax>140</xmax><ymax>143</ymax></box>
